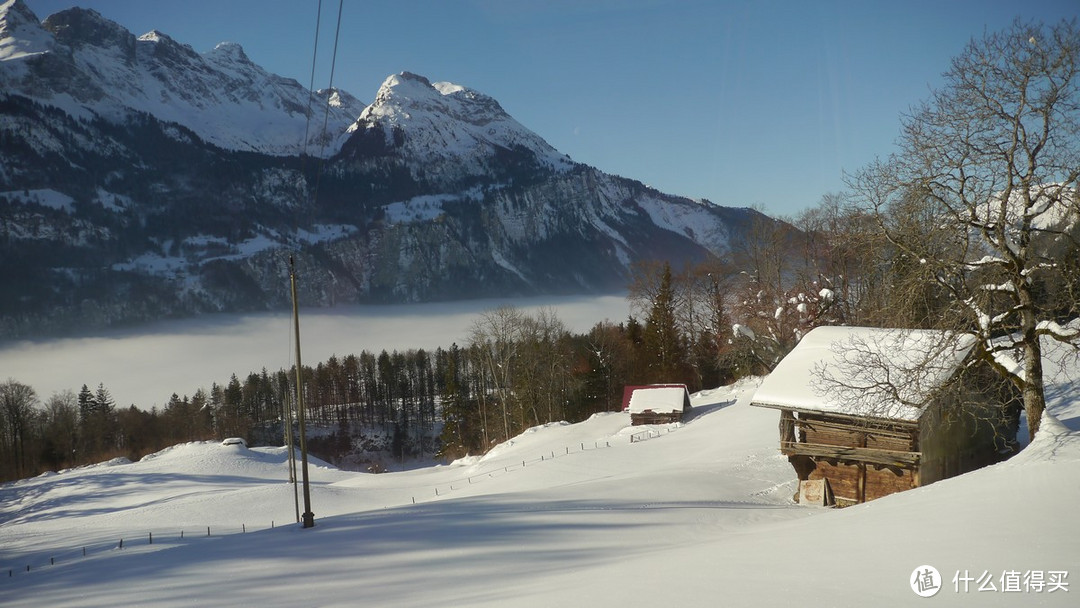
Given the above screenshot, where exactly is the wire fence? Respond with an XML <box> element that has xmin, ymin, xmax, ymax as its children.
<box><xmin>5</xmin><ymin>425</ymin><xmax>678</xmax><ymax>581</ymax></box>
<box><xmin>629</xmin><ymin>422</ymin><xmax>682</xmax><ymax>444</ymax></box>
<box><xmin>4</xmin><ymin>521</ymin><xmax>268</xmax><ymax>580</ymax></box>
<box><xmin>426</xmin><ymin>438</ymin><xmax>616</xmax><ymax>499</ymax></box>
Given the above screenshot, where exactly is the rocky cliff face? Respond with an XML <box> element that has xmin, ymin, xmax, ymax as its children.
<box><xmin>0</xmin><ymin>0</ymin><xmax>773</xmax><ymax>338</ymax></box>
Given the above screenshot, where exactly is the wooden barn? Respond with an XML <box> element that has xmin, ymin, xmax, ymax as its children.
<box><xmin>751</xmin><ymin>326</ymin><xmax>1017</xmax><ymax>506</ymax></box>
<box><xmin>624</xmin><ymin>385</ymin><xmax>691</xmax><ymax>426</ymax></box>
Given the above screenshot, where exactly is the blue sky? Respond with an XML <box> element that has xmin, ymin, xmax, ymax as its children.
<box><xmin>23</xmin><ymin>0</ymin><xmax>1080</xmax><ymax>219</ymax></box>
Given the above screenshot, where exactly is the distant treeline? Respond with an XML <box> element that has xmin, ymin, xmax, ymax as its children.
<box><xmin>0</xmin><ymin>265</ymin><xmax>759</xmax><ymax>482</ymax></box>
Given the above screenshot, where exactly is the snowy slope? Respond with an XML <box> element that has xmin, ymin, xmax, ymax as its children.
<box><xmin>0</xmin><ymin>0</ymin><xmax>49</xmax><ymax>62</ymax></box>
<box><xmin>2</xmin><ymin>353</ymin><xmax>1078</xmax><ymax>606</ymax></box>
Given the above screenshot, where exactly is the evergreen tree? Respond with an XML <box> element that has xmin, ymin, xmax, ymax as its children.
<box><xmin>93</xmin><ymin>383</ymin><xmax>115</xmax><ymax>414</ymax></box>
<box><xmin>437</xmin><ymin>344</ymin><xmax>476</xmax><ymax>460</ymax></box>
<box><xmin>642</xmin><ymin>263</ymin><xmax>686</xmax><ymax>382</ymax></box>
<box><xmin>77</xmin><ymin>384</ymin><xmax>95</xmax><ymax>419</ymax></box>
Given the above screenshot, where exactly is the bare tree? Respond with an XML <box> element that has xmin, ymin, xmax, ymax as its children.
<box><xmin>42</xmin><ymin>390</ymin><xmax>79</xmax><ymax>470</ymax></box>
<box><xmin>468</xmin><ymin>305</ymin><xmax>524</xmax><ymax>442</ymax></box>
<box><xmin>0</xmin><ymin>379</ymin><xmax>38</xmax><ymax>478</ymax></box>
<box><xmin>849</xmin><ymin>19</ymin><xmax>1080</xmax><ymax>440</ymax></box>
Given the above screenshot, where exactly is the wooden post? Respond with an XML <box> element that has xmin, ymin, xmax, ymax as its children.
<box><xmin>780</xmin><ymin>410</ymin><xmax>796</xmax><ymax>447</ymax></box>
<box><xmin>857</xmin><ymin>462</ymin><xmax>866</xmax><ymax>504</ymax></box>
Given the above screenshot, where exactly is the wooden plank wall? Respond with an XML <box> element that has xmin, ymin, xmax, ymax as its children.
<box><xmin>798</xmin><ymin>414</ymin><xmax>916</xmax><ymax>452</ymax></box>
<box><xmin>807</xmin><ymin>459</ymin><xmax>916</xmax><ymax>503</ymax></box>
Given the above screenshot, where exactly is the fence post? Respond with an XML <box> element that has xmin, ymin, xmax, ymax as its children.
<box><xmin>149</xmin><ymin>532</ymin><xmax>153</xmax><ymax>545</ymax></box>
<box><xmin>207</xmin><ymin>527</ymin><xmax>211</xmax><ymax>537</ymax></box>
<box><xmin>242</xmin><ymin>524</ymin><xmax>246</xmax><ymax>534</ymax></box>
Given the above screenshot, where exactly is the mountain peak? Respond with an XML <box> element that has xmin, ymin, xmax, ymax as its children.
<box><xmin>397</xmin><ymin>70</ymin><xmax>431</xmax><ymax>86</ymax></box>
<box><xmin>42</xmin><ymin>6</ymin><xmax>135</xmax><ymax>58</ymax></box>
<box><xmin>0</xmin><ymin>0</ymin><xmax>35</xmax><ymax>29</ymax></box>
<box><xmin>345</xmin><ymin>71</ymin><xmax>570</xmax><ymax>180</ymax></box>
<box><xmin>0</xmin><ymin>0</ymin><xmax>34</xmax><ymax>26</ymax></box>
<box><xmin>207</xmin><ymin>41</ymin><xmax>250</xmax><ymax>64</ymax></box>
<box><xmin>368</xmin><ymin>71</ymin><xmax>511</xmax><ymax>126</ymax></box>
<box><xmin>0</xmin><ymin>0</ymin><xmax>52</xmax><ymax>62</ymax></box>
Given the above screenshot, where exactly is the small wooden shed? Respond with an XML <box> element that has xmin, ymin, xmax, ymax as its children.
<box><xmin>624</xmin><ymin>384</ymin><xmax>691</xmax><ymax>426</ymax></box>
<box><xmin>751</xmin><ymin>326</ymin><xmax>1016</xmax><ymax>505</ymax></box>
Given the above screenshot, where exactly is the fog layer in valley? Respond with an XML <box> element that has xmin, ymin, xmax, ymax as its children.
<box><xmin>0</xmin><ymin>295</ymin><xmax>629</xmax><ymax>409</ymax></box>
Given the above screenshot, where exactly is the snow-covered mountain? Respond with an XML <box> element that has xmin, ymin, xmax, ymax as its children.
<box><xmin>344</xmin><ymin>71</ymin><xmax>574</xmax><ymax>177</ymax></box>
<box><xmin>0</xmin><ymin>0</ymin><xmax>775</xmax><ymax>338</ymax></box>
<box><xmin>0</xmin><ymin>0</ymin><xmax>365</xmax><ymax>155</ymax></box>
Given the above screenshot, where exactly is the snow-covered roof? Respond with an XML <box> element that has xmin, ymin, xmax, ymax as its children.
<box><xmin>751</xmin><ymin>326</ymin><xmax>977</xmax><ymax>422</ymax></box>
<box><xmin>628</xmin><ymin>386</ymin><xmax>690</xmax><ymax>415</ymax></box>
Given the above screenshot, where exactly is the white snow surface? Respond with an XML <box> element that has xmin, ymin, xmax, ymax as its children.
<box><xmin>0</xmin><ymin>188</ymin><xmax>74</xmax><ymax>212</ymax></box>
<box><xmin>3</xmin><ymin>344</ymin><xmax>1079</xmax><ymax>606</ymax></box>
<box><xmin>382</xmin><ymin>194</ymin><xmax>460</xmax><ymax>224</ymax></box>
<box><xmin>634</xmin><ymin>192</ymin><xmax>732</xmax><ymax>246</ymax></box>
<box><xmin>752</xmin><ymin>325</ymin><xmax>977</xmax><ymax>421</ymax></box>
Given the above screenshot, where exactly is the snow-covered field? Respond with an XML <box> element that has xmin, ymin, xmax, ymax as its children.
<box><xmin>2</xmin><ymin>355</ymin><xmax>1078</xmax><ymax>606</ymax></box>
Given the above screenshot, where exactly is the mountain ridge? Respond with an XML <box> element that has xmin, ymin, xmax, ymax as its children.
<box><xmin>0</xmin><ymin>0</ymin><xmax>778</xmax><ymax>339</ymax></box>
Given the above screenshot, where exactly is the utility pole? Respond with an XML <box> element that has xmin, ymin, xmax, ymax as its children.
<box><xmin>290</xmin><ymin>256</ymin><xmax>315</xmax><ymax>529</ymax></box>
